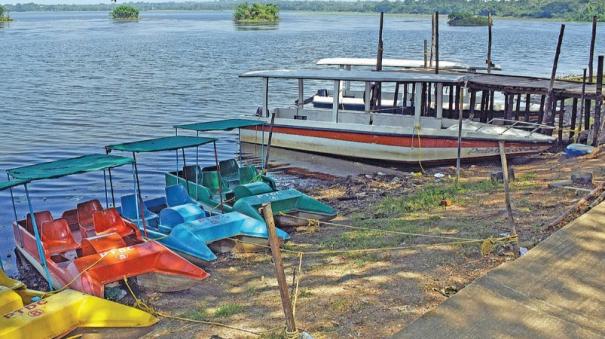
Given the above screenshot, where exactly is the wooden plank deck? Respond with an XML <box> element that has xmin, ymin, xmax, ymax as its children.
<box><xmin>393</xmin><ymin>201</ymin><xmax>605</xmax><ymax>339</ymax></box>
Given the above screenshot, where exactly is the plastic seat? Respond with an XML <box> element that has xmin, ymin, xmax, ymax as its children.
<box><xmin>239</xmin><ymin>165</ymin><xmax>259</xmax><ymax>185</ymax></box>
<box><xmin>41</xmin><ymin>219</ymin><xmax>80</xmax><ymax>256</ymax></box>
<box><xmin>26</xmin><ymin>211</ymin><xmax>53</xmax><ymax>235</ymax></box>
<box><xmin>202</xmin><ymin>170</ymin><xmax>223</xmax><ymax>195</ymax></box>
<box><xmin>165</xmin><ymin>185</ymin><xmax>199</xmax><ymax>207</ymax></box>
<box><xmin>92</xmin><ymin>208</ymin><xmax>135</xmax><ymax>238</ymax></box>
<box><xmin>182</xmin><ymin>165</ymin><xmax>202</xmax><ymax>183</ymax></box>
<box><xmin>77</xmin><ymin>200</ymin><xmax>103</xmax><ymax>237</ymax></box>
<box><xmin>120</xmin><ymin>194</ymin><xmax>159</xmax><ymax>227</ymax></box>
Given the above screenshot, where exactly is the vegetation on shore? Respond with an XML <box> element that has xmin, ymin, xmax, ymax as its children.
<box><xmin>2</xmin><ymin>1</ymin><xmax>605</xmax><ymax>22</ymax></box>
<box><xmin>447</xmin><ymin>12</ymin><xmax>489</xmax><ymax>26</ymax></box>
<box><xmin>0</xmin><ymin>5</ymin><xmax>13</xmax><ymax>22</ymax></box>
<box><xmin>111</xmin><ymin>5</ymin><xmax>139</xmax><ymax>20</ymax></box>
<box><xmin>234</xmin><ymin>3</ymin><xmax>279</xmax><ymax>24</ymax></box>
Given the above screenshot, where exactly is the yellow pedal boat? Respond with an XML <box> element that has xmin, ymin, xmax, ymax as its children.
<box><xmin>0</xmin><ymin>269</ymin><xmax>158</xmax><ymax>339</ymax></box>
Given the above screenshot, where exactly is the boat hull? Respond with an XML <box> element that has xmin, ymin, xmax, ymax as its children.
<box><xmin>0</xmin><ymin>270</ymin><xmax>157</xmax><ymax>339</ymax></box>
<box><xmin>241</xmin><ymin>125</ymin><xmax>552</xmax><ymax>163</ymax></box>
<box><xmin>12</xmin><ymin>222</ymin><xmax>208</xmax><ymax>297</ymax></box>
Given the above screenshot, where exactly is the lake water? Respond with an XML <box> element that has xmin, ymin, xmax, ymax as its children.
<box><xmin>0</xmin><ymin>10</ymin><xmax>603</xmax><ymax>274</ymax></box>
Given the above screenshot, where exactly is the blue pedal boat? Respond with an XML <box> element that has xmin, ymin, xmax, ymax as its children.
<box><xmin>106</xmin><ymin>136</ymin><xmax>289</xmax><ymax>262</ymax></box>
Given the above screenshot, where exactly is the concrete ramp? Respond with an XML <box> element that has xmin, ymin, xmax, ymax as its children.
<box><xmin>395</xmin><ymin>202</ymin><xmax>605</xmax><ymax>339</ymax></box>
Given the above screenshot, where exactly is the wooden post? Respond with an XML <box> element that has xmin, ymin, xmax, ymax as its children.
<box><xmin>430</xmin><ymin>13</ymin><xmax>435</xmax><ymax>68</ymax></box>
<box><xmin>262</xmin><ymin>203</ymin><xmax>297</xmax><ymax>334</ymax></box>
<box><xmin>593</xmin><ymin>55</ymin><xmax>604</xmax><ymax>145</ymax></box>
<box><xmin>579</xmin><ymin>69</ymin><xmax>588</xmax><ymax>139</ymax></box>
<box><xmin>488</xmin><ymin>90</ymin><xmax>495</xmax><ymax>121</ymax></box>
<box><xmin>424</xmin><ymin>39</ymin><xmax>428</xmax><ymax>68</ymax></box>
<box><xmin>448</xmin><ymin>85</ymin><xmax>454</xmax><ymax>118</ymax></box>
<box><xmin>456</xmin><ymin>84</ymin><xmax>466</xmax><ymax>186</ymax></box>
<box><xmin>538</xmin><ymin>95</ymin><xmax>546</xmax><ymax>124</ymax></box>
<box><xmin>505</xmin><ymin>93</ymin><xmax>514</xmax><ymax>121</ymax></box>
<box><xmin>372</xmin><ymin>12</ymin><xmax>385</xmax><ymax>111</ymax></box>
<box><xmin>589</xmin><ymin>16</ymin><xmax>597</xmax><ymax>83</ymax></box>
<box><xmin>542</xmin><ymin>24</ymin><xmax>565</xmax><ymax>126</ymax></box>
<box><xmin>524</xmin><ymin>94</ymin><xmax>531</xmax><ymax>122</ymax></box>
<box><xmin>570</xmin><ymin>97</ymin><xmax>578</xmax><ymax>142</ymax></box>
<box><xmin>434</xmin><ymin>11</ymin><xmax>439</xmax><ymax>74</ymax></box>
<box><xmin>515</xmin><ymin>94</ymin><xmax>521</xmax><ymax>121</ymax></box>
<box><xmin>486</xmin><ymin>13</ymin><xmax>493</xmax><ymax>74</ymax></box>
<box><xmin>264</xmin><ymin>113</ymin><xmax>276</xmax><ymax>173</ymax></box>
<box><xmin>498</xmin><ymin>141</ymin><xmax>519</xmax><ymax>257</ymax></box>
<box><xmin>558</xmin><ymin>99</ymin><xmax>565</xmax><ymax>144</ymax></box>
<box><xmin>469</xmin><ymin>90</ymin><xmax>476</xmax><ymax>119</ymax></box>
<box><xmin>480</xmin><ymin>90</ymin><xmax>488</xmax><ymax>122</ymax></box>
<box><xmin>584</xmin><ymin>100</ymin><xmax>592</xmax><ymax>131</ymax></box>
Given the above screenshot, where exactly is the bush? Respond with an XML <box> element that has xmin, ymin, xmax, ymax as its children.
<box><xmin>111</xmin><ymin>5</ymin><xmax>139</xmax><ymax>20</ymax></box>
<box><xmin>447</xmin><ymin>12</ymin><xmax>490</xmax><ymax>26</ymax></box>
<box><xmin>0</xmin><ymin>5</ymin><xmax>13</xmax><ymax>22</ymax></box>
<box><xmin>234</xmin><ymin>3</ymin><xmax>279</xmax><ymax>24</ymax></box>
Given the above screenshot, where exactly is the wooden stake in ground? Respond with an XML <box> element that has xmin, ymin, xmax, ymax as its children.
<box><xmin>262</xmin><ymin>203</ymin><xmax>297</xmax><ymax>334</ymax></box>
<box><xmin>542</xmin><ymin>24</ymin><xmax>565</xmax><ymax>127</ymax></box>
<box><xmin>434</xmin><ymin>11</ymin><xmax>439</xmax><ymax>74</ymax></box>
<box><xmin>498</xmin><ymin>141</ymin><xmax>519</xmax><ymax>257</ymax></box>
<box><xmin>593</xmin><ymin>56</ymin><xmax>604</xmax><ymax>145</ymax></box>
<box><xmin>588</xmin><ymin>16</ymin><xmax>597</xmax><ymax>83</ymax></box>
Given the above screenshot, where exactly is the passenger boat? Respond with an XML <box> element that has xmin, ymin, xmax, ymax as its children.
<box><xmin>239</xmin><ymin>69</ymin><xmax>555</xmax><ymax>163</ymax></box>
<box><xmin>0</xmin><ymin>268</ymin><xmax>157</xmax><ymax>339</ymax></box>
<box><xmin>165</xmin><ymin>119</ymin><xmax>338</xmax><ymax>227</ymax></box>
<box><xmin>4</xmin><ymin>154</ymin><xmax>209</xmax><ymax>298</ymax></box>
<box><xmin>316</xmin><ymin>57</ymin><xmax>501</xmax><ymax>71</ymax></box>
<box><xmin>105</xmin><ymin>136</ymin><xmax>289</xmax><ymax>261</ymax></box>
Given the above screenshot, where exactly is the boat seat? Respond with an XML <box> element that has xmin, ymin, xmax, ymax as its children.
<box><xmin>26</xmin><ymin>211</ymin><xmax>53</xmax><ymax>235</ymax></box>
<box><xmin>77</xmin><ymin>200</ymin><xmax>103</xmax><ymax>238</ymax></box>
<box><xmin>41</xmin><ymin>219</ymin><xmax>80</xmax><ymax>256</ymax></box>
<box><xmin>182</xmin><ymin>165</ymin><xmax>202</xmax><ymax>183</ymax></box>
<box><xmin>202</xmin><ymin>170</ymin><xmax>223</xmax><ymax>195</ymax></box>
<box><xmin>120</xmin><ymin>194</ymin><xmax>159</xmax><ymax>227</ymax></box>
<box><xmin>239</xmin><ymin>165</ymin><xmax>259</xmax><ymax>185</ymax></box>
<box><xmin>233</xmin><ymin>182</ymin><xmax>275</xmax><ymax>200</ymax></box>
<box><xmin>159</xmin><ymin>204</ymin><xmax>207</xmax><ymax>231</ymax></box>
<box><xmin>80</xmin><ymin>232</ymin><xmax>127</xmax><ymax>256</ymax></box>
<box><xmin>219</xmin><ymin>159</ymin><xmax>239</xmax><ymax>179</ymax></box>
<box><xmin>92</xmin><ymin>208</ymin><xmax>135</xmax><ymax>238</ymax></box>
<box><xmin>166</xmin><ymin>184</ymin><xmax>198</xmax><ymax>207</ymax></box>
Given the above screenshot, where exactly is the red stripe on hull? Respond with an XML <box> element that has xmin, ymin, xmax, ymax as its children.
<box><xmin>244</xmin><ymin>125</ymin><xmax>550</xmax><ymax>149</ymax></box>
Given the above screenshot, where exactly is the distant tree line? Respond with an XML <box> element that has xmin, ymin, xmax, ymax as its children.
<box><xmin>3</xmin><ymin>1</ymin><xmax>604</xmax><ymax>21</ymax></box>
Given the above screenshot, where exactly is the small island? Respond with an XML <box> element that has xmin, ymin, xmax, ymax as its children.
<box><xmin>234</xmin><ymin>3</ymin><xmax>279</xmax><ymax>24</ymax></box>
<box><xmin>0</xmin><ymin>5</ymin><xmax>13</xmax><ymax>22</ymax></box>
<box><xmin>447</xmin><ymin>12</ymin><xmax>490</xmax><ymax>27</ymax></box>
<box><xmin>111</xmin><ymin>4</ymin><xmax>139</xmax><ymax>20</ymax></box>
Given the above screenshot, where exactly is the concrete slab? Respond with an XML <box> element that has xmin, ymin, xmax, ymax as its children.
<box><xmin>394</xmin><ymin>201</ymin><xmax>605</xmax><ymax>339</ymax></box>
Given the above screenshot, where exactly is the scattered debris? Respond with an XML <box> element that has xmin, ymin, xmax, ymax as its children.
<box><xmin>571</xmin><ymin>171</ymin><xmax>593</xmax><ymax>186</ymax></box>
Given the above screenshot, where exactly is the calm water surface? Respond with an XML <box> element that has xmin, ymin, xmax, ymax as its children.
<box><xmin>0</xmin><ymin>11</ymin><xmax>603</xmax><ymax>274</ymax></box>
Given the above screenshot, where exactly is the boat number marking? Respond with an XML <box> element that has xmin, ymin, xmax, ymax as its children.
<box><xmin>117</xmin><ymin>248</ymin><xmax>128</xmax><ymax>260</ymax></box>
<box><xmin>3</xmin><ymin>299</ymin><xmax>47</xmax><ymax>319</ymax></box>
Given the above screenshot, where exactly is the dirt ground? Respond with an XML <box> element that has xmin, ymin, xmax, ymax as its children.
<box><xmin>84</xmin><ymin>149</ymin><xmax>605</xmax><ymax>339</ymax></box>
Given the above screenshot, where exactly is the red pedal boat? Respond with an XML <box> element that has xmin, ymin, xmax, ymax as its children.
<box><xmin>5</xmin><ymin>154</ymin><xmax>208</xmax><ymax>297</ymax></box>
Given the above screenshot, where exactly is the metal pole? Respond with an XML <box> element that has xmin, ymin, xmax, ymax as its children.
<box><xmin>24</xmin><ymin>183</ymin><xmax>54</xmax><ymax>289</ymax></box>
<box><xmin>103</xmin><ymin>169</ymin><xmax>109</xmax><ymax>208</ymax></box>
<box><xmin>213</xmin><ymin>141</ymin><xmax>224</xmax><ymax>212</ymax></box>
<box><xmin>182</xmin><ymin>148</ymin><xmax>190</xmax><ymax>193</ymax></box>
<box><xmin>542</xmin><ymin>24</ymin><xmax>565</xmax><ymax>127</ymax></box>
<box><xmin>456</xmin><ymin>84</ymin><xmax>466</xmax><ymax>186</ymax></box>
<box><xmin>589</xmin><ymin>16</ymin><xmax>597</xmax><ymax>83</ymax></box>
<box><xmin>486</xmin><ymin>13</ymin><xmax>493</xmax><ymax>74</ymax></box>
<box><xmin>7</xmin><ymin>173</ymin><xmax>18</xmax><ymax>222</ymax></box>
<box><xmin>579</xmin><ymin>69</ymin><xmax>587</xmax><ymax>144</ymax></box>
<box><xmin>262</xmin><ymin>203</ymin><xmax>297</xmax><ymax>334</ymax></box>
<box><xmin>434</xmin><ymin>11</ymin><xmax>439</xmax><ymax>74</ymax></box>
<box><xmin>132</xmin><ymin>155</ymin><xmax>148</xmax><ymax>237</ymax></box>
<box><xmin>264</xmin><ymin>113</ymin><xmax>276</xmax><ymax>173</ymax></box>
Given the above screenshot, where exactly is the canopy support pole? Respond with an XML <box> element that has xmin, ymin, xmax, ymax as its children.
<box><xmin>7</xmin><ymin>173</ymin><xmax>18</xmax><ymax>222</ymax></box>
<box><xmin>196</xmin><ymin>131</ymin><xmax>200</xmax><ymax>198</ymax></box>
<box><xmin>132</xmin><ymin>154</ymin><xmax>148</xmax><ymax>237</ymax></box>
<box><xmin>103</xmin><ymin>170</ymin><xmax>109</xmax><ymax>208</ymax></box>
<box><xmin>24</xmin><ymin>183</ymin><xmax>53</xmax><ymax>289</ymax></box>
<box><xmin>264</xmin><ymin>113</ymin><xmax>276</xmax><ymax>173</ymax></box>
<box><xmin>213</xmin><ymin>141</ymin><xmax>224</xmax><ymax>212</ymax></box>
<box><xmin>182</xmin><ymin>148</ymin><xmax>190</xmax><ymax>193</ymax></box>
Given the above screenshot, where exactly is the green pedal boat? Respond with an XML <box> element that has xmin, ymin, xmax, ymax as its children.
<box><xmin>168</xmin><ymin>119</ymin><xmax>337</xmax><ymax>227</ymax></box>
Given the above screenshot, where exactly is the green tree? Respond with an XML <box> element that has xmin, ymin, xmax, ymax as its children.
<box><xmin>111</xmin><ymin>5</ymin><xmax>139</xmax><ymax>20</ymax></box>
<box><xmin>0</xmin><ymin>4</ymin><xmax>13</xmax><ymax>22</ymax></box>
<box><xmin>234</xmin><ymin>3</ymin><xmax>279</xmax><ymax>24</ymax></box>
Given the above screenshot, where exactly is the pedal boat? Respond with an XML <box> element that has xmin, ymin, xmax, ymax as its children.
<box><xmin>105</xmin><ymin>136</ymin><xmax>289</xmax><ymax>262</ymax></box>
<box><xmin>0</xmin><ymin>269</ymin><xmax>157</xmax><ymax>339</ymax></box>
<box><xmin>168</xmin><ymin>119</ymin><xmax>337</xmax><ymax>227</ymax></box>
<box><xmin>4</xmin><ymin>154</ymin><xmax>209</xmax><ymax>297</ymax></box>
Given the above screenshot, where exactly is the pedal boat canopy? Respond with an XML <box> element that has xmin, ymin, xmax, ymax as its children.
<box><xmin>174</xmin><ymin>118</ymin><xmax>265</xmax><ymax>132</ymax></box>
<box><xmin>106</xmin><ymin>135</ymin><xmax>216</xmax><ymax>153</ymax></box>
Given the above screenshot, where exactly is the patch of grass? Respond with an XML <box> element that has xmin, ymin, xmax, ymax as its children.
<box><xmin>376</xmin><ymin>180</ymin><xmax>497</xmax><ymax>217</ymax></box>
<box><xmin>179</xmin><ymin>304</ymin><xmax>209</xmax><ymax>321</ymax></box>
<box><xmin>297</xmin><ymin>288</ymin><xmax>313</xmax><ymax>298</ymax></box>
<box><xmin>214</xmin><ymin>303</ymin><xmax>244</xmax><ymax>318</ymax></box>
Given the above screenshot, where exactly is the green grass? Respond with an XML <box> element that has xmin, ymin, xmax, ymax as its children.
<box><xmin>376</xmin><ymin>180</ymin><xmax>497</xmax><ymax>217</ymax></box>
<box><xmin>214</xmin><ymin>303</ymin><xmax>244</xmax><ymax>318</ymax></box>
<box><xmin>179</xmin><ymin>303</ymin><xmax>209</xmax><ymax>321</ymax></box>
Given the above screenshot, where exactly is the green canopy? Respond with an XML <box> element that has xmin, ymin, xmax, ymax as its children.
<box><xmin>106</xmin><ymin>136</ymin><xmax>216</xmax><ymax>153</ymax></box>
<box><xmin>0</xmin><ymin>179</ymin><xmax>28</xmax><ymax>191</ymax></box>
<box><xmin>8</xmin><ymin>154</ymin><xmax>134</xmax><ymax>181</ymax></box>
<box><xmin>174</xmin><ymin>119</ymin><xmax>265</xmax><ymax>132</ymax></box>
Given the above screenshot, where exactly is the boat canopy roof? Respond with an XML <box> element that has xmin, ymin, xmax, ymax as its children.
<box><xmin>175</xmin><ymin>119</ymin><xmax>265</xmax><ymax>132</ymax></box>
<box><xmin>240</xmin><ymin>69</ymin><xmax>466</xmax><ymax>83</ymax></box>
<box><xmin>0</xmin><ymin>179</ymin><xmax>28</xmax><ymax>191</ymax></box>
<box><xmin>316</xmin><ymin>57</ymin><xmax>468</xmax><ymax>69</ymax></box>
<box><xmin>106</xmin><ymin>136</ymin><xmax>216</xmax><ymax>153</ymax></box>
<box><xmin>8</xmin><ymin>154</ymin><xmax>134</xmax><ymax>181</ymax></box>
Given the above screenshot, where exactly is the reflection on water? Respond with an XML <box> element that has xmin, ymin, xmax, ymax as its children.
<box><xmin>0</xmin><ymin>10</ymin><xmax>604</xmax><ymax>274</ymax></box>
